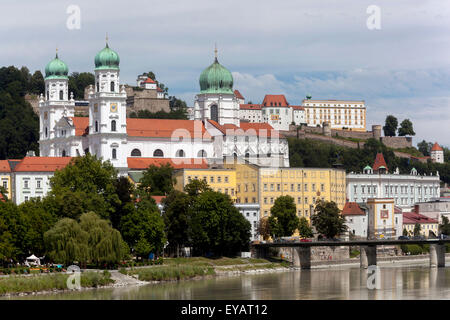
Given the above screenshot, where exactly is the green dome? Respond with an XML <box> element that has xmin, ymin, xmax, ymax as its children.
<box><xmin>199</xmin><ymin>57</ymin><xmax>233</xmax><ymax>94</ymax></box>
<box><xmin>45</xmin><ymin>54</ymin><xmax>69</xmax><ymax>80</ymax></box>
<box><xmin>94</xmin><ymin>43</ymin><xmax>120</xmax><ymax>70</ymax></box>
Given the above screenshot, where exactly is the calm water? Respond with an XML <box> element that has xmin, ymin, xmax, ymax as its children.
<box><xmin>5</xmin><ymin>261</ymin><xmax>450</xmax><ymax>300</ymax></box>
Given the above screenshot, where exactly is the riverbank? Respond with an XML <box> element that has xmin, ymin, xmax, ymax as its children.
<box><xmin>0</xmin><ymin>257</ymin><xmax>290</xmax><ymax>297</ymax></box>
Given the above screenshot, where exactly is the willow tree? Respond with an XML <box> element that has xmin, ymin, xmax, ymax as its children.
<box><xmin>44</xmin><ymin>212</ymin><xmax>128</xmax><ymax>266</ymax></box>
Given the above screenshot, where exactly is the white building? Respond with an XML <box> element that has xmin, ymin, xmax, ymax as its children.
<box><xmin>430</xmin><ymin>142</ymin><xmax>444</xmax><ymax>164</ymax></box>
<box><xmin>13</xmin><ymin>157</ymin><xmax>72</xmax><ymax>204</ymax></box>
<box><xmin>302</xmin><ymin>97</ymin><xmax>366</xmax><ymax>131</ymax></box>
<box><xmin>235</xmin><ymin>203</ymin><xmax>260</xmax><ymax>241</ymax></box>
<box><xmin>238</xmin><ymin>94</ymin><xmax>305</xmax><ymax>131</ymax></box>
<box><xmin>342</xmin><ymin>202</ymin><xmax>367</xmax><ymax>239</ymax></box>
<box><xmin>414</xmin><ymin>198</ymin><xmax>450</xmax><ymax>224</ymax></box>
<box><xmin>38</xmin><ymin>43</ymin><xmax>289</xmax><ymax>173</ymax></box>
<box><xmin>346</xmin><ymin>153</ymin><xmax>441</xmax><ymax>207</ymax></box>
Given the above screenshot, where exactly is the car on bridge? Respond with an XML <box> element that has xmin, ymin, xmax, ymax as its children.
<box><xmin>398</xmin><ymin>236</ymin><xmax>410</xmax><ymax>240</ymax></box>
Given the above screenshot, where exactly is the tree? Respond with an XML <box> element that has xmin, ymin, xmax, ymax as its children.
<box><xmin>298</xmin><ymin>217</ymin><xmax>313</xmax><ymax>238</ymax></box>
<box><xmin>189</xmin><ymin>191</ymin><xmax>250</xmax><ymax>256</ymax></box>
<box><xmin>128</xmin><ymin>108</ymin><xmax>188</xmax><ymax>120</ymax></box>
<box><xmin>44</xmin><ymin>212</ymin><xmax>128</xmax><ymax>266</ymax></box>
<box><xmin>398</xmin><ymin>119</ymin><xmax>415</xmax><ymax>136</ymax></box>
<box><xmin>68</xmin><ymin>72</ymin><xmax>95</xmax><ymax>100</ymax></box>
<box><xmin>111</xmin><ymin>176</ymin><xmax>136</xmax><ymax>230</ymax></box>
<box><xmin>119</xmin><ymin>198</ymin><xmax>166</xmax><ymax>258</ymax></box>
<box><xmin>417</xmin><ymin>140</ymin><xmax>432</xmax><ymax>157</ymax></box>
<box><xmin>138</xmin><ymin>163</ymin><xmax>175</xmax><ymax>196</ymax></box>
<box><xmin>184</xmin><ymin>179</ymin><xmax>212</xmax><ymax>197</ymax></box>
<box><xmin>383</xmin><ymin>115</ymin><xmax>398</xmax><ymax>137</ymax></box>
<box><xmin>0</xmin><ymin>202</ymin><xmax>19</xmax><ymax>263</ymax></box>
<box><xmin>48</xmin><ymin>154</ymin><xmax>120</xmax><ymax>220</ymax></box>
<box><xmin>439</xmin><ymin>216</ymin><xmax>450</xmax><ymax>236</ymax></box>
<box><xmin>403</xmin><ymin>228</ymin><xmax>409</xmax><ymax>236</ymax></box>
<box><xmin>257</xmin><ymin>217</ymin><xmax>271</xmax><ymax>241</ymax></box>
<box><xmin>413</xmin><ymin>223</ymin><xmax>421</xmax><ymax>236</ymax></box>
<box><xmin>161</xmin><ymin>190</ymin><xmax>191</xmax><ymax>256</ymax></box>
<box><xmin>311</xmin><ymin>199</ymin><xmax>347</xmax><ymax>239</ymax></box>
<box><xmin>268</xmin><ymin>195</ymin><xmax>299</xmax><ymax>238</ymax></box>
<box><xmin>29</xmin><ymin>71</ymin><xmax>45</xmax><ymax>95</ymax></box>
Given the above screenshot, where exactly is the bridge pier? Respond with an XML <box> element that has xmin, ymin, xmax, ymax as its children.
<box><xmin>360</xmin><ymin>245</ymin><xmax>377</xmax><ymax>269</ymax></box>
<box><xmin>429</xmin><ymin>244</ymin><xmax>446</xmax><ymax>268</ymax></box>
<box><xmin>292</xmin><ymin>247</ymin><xmax>311</xmax><ymax>269</ymax></box>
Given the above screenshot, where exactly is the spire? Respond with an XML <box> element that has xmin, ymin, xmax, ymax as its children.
<box><xmin>106</xmin><ymin>33</ymin><xmax>109</xmax><ymax>48</ymax></box>
<box><xmin>55</xmin><ymin>47</ymin><xmax>58</xmax><ymax>59</ymax></box>
<box><xmin>214</xmin><ymin>43</ymin><xmax>218</xmax><ymax>62</ymax></box>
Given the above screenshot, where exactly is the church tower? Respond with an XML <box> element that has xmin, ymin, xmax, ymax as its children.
<box><xmin>87</xmin><ymin>39</ymin><xmax>128</xmax><ymax>172</ymax></box>
<box><xmin>39</xmin><ymin>50</ymin><xmax>75</xmax><ymax>156</ymax></box>
<box><xmin>194</xmin><ymin>47</ymin><xmax>239</xmax><ymax>126</ymax></box>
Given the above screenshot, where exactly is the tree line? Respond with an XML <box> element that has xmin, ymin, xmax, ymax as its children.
<box><xmin>0</xmin><ymin>155</ymin><xmax>250</xmax><ymax>267</ymax></box>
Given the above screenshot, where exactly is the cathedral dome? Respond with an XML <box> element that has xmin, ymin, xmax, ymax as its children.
<box><xmin>199</xmin><ymin>57</ymin><xmax>233</xmax><ymax>94</ymax></box>
<box><xmin>94</xmin><ymin>43</ymin><xmax>120</xmax><ymax>70</ymax></box>
<box><xmin>45</xmin><ymin>53</ymin><xmax>69</xmax><ymax>80</ymax></box>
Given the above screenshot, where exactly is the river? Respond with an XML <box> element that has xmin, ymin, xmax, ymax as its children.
<box><xmin>4</xmin><ymin>260</ymin><xmax>450</xmax><ymax>300</ymax></box>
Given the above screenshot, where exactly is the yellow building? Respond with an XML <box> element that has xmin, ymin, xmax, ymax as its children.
<box><xmin>173</xmin><ymin>168</ymin><xmax>237</xmax><ymax>202</ymax></box>
<box><xmin>403</xmin><ymin>212</ymin><xmax>439</xmax><ymax>237</ymax></box>
<box><xmin>0</xmin><ymin>160</ymin><xmax>12</xmax><ymax>200</ymax></box>
<box><xmin>257</xmin><ymin>167</ymin><xmax>346</xmax><ymax>220</ymax></box>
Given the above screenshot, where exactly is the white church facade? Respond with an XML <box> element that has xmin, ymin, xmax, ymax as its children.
<box><xmin>38</xmin><ymin>43</ymin><xmax>289</xmax><ymax>172</ymax></box>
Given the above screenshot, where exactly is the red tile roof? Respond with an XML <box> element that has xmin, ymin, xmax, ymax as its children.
<box><xmin>70</xmin><ymin>117</ymin><xmax>89</xmax><ymax>136</ymax></box>
<box><xmin>342</xmin><ymin>202</ymin><xmax>365</xmax><ymax>216</ymax></box>
<box><xmin>14</xmin><ymin>157</ymin><xmax>73</xmax><ymax>172</ymax></box>
<box><xmin>291</xmin><ymin>105</ymin><xmax>305</xmax><ymax>111</ymax></box>
<box><xmin>403</xmin><ymin>212</ymin><xmax>438</xmax><ymax>224</ymax></box>
<box><xmin>151</xmin><ymin>195</ymin><xmax>166</xmax><ymax>204</ymax></box>
<box><xmin>0</xmin><ymin>160</ymin><xmax>11</xmax><ymax>173</ymax></box>
<box><xmin>234</xmin><ymin>90</ymin><xmax>245</xmax><ymax>100</ymax></box>
<box><xmin>240</xmin><ymin>104</ymin><xmax>261</xmax><ymax>110</ymax></box>
<box><xmin>373</xmin><ymin>153</ymin><xmax>388</xmax><ymax>172</ymax></box>
<box><xmin>207</xmin><ymin>120</ymin><xmax>280</xmax><ymax>138</ymax></box>
<box><xmin>126</xmin><ymin>119</ymin><xmax>212</xmax><ymax>139</ymax></box>
<box><xmin>127</xmin><ymin>157</ymin><xmax>208</xmax><ymax>170</ymax></box>
<box><xmin>262</xmin><ymin>95</ymin><xmax>289</xmax><ymax>107</ymax></box>
<box><xmin>431</xmin><ymin>142</ymin><xmax>443</xmax><ymax>152</ymax></box>
<box><xmin>144</xmin><ymin>77</ymin><xmax>156</xmax><ymax>84</ymax></box>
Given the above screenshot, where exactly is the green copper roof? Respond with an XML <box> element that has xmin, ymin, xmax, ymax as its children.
<box><xmin>199</xmin><ymin>57</ymin><xmax>233</xmax><ymax>94</ymax></box>
<box><xmin>45</xmin><ymin>53</ymin><xmax>69</xmax><ymax>80</ymax></box>
<box><xmin>94</xmin><ymin>43</ymin><xmax>120</xmax><ymax>70</ymax></box>
<box><xmin>364</xmin><ymin>165</ymin><xmax>372</xmax><ymax>170</ymax></box>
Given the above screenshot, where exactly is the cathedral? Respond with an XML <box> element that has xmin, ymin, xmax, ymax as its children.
<box><xmin>38</xmin><ymin>41</ymin><xmax>289</xmax><ymax>174</ymax></box>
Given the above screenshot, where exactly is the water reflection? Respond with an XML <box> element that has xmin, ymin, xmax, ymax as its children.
<box><xmin>5</xmin><ymin>264</ymin><xmax>450</xmax><ymax>300</ymax></box>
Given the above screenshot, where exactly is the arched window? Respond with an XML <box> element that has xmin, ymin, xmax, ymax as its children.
<box><xmin>197</xmin><ymin>150</ymin><xmax>207</xmax><ymax>158</ymax></box>
<box><xmin>131</xmin><ymin>149</ymin><xmax>141</xmax><ymax>157</ymax></box>
<box><xmin>245</xmin><ymin>152</ymin><xmax>250</xmax><ymax>158</ymax></box>
<box><xmin>176</xmin><ymin>149</ymin><xmax>185</xmax><ymax>157</ymax></box>
<box><xmin>112</xmin><ymin>148</ymin><xmax>117</xmax><ymax>159</ymax></box>
<box><xmin>111</xmin><ymin>120</ymin><xmax>116</xmax><ymax>132</ymax></box>
<box><xmin>210</xmin><ymin>105</ymin><xmax>218</xmax><ymax>123</ymax></box>
<box><xmin>95</xmin><ymin>121</ymin><xmax>98</xmax><ymax>132</ymax></box>
<box><xmin>62</xmin><ymin>150</ymin><xmax>66</xmax><ymax>157</ymax></box>
<box><xmin>45</xmin><ymin>127</ymin><xmax>48</xmax><ymax>138</ymax></box>
<box><xmin>59</xmin><ymin>90</ymin><xmax>64</xmax><ymax>100</ymax></box>
<box><xmin>153</xmin><ymin>149</ymin><xmax>164</xmax><ymax>157</ymax></box>
<box><xmin>110</xmin><ymin>81</ymin><xmax>115</xmax><ymax>92</ymax></box>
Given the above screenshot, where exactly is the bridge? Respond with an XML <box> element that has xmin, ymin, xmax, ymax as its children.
<box><xmin>252</xmin><ymin>239</ymin><xmax>450</xmax><ymax>269</ymax></box>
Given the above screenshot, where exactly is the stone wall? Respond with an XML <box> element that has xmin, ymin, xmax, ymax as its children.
<box><xmin>25</xmin><ymin>94</ymin><xmax>39</xmax><ymax>114</ymax></box>
<box><xmin>381</xmin><ymin>136</ymin><xmax>412</xmax><ymax>149</ymax></box>
<box><xmin>278</xmin><ymin>246</ymin><xmax>349</xmax><ymax>262</ymax></box>
<box><xmin>125</xmin><ymin>86</ymin><xmax>170</xmax><ymax>116</ymax></box>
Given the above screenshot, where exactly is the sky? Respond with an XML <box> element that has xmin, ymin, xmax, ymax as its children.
<box><xmin>1</xmin><ymin>0</ymin><xmax>449</xmax><ymax>147</ymax></box>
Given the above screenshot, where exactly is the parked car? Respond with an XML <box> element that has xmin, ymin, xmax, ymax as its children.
<box><xmin>398</xmin><ymin>236</ymin><xmax>410</xmax><ymax>240</ymax></box>
<box><xmin>300</xmin><ymin>238</ymin><xmax>312</xmax><ymax>242</ymax></box>
<box><xmin>439</xmin><ymin>234</ymin><xmax>449</xmax><ymax>240</ymax></box>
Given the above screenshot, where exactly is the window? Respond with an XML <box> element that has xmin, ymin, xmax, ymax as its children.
<box><xmin>252</xmin><ymin>184</ymin><xmax>256</xmax><ymax>192</ymax></box>
<box><xmin>270</xmin><ymin>197</ymin><xmax>274</xmax><ymax>204</ymax></box>
<box><xmin>197</xmin><ymin>150</ymin><xmax>207</xmax><ymax>158</ymax></box>
<box><xmin>131</xmin><ymin>149</ymin><xmax>141</xmax><ymax>157</ymax></box>
<box><xmin>153</xmin><ymin>149</ymin><xmax>164</xmax><ymax>157</ymax></box>
<box><xmin>321</xmin><ymin>184</ymin><xmax>325</xmax><ymax>192</ymax></box>
<box><xmin>264</xmin><ymin>197</ymin><xmax>267</xmax><ymax>204</ymax></box>
<box><xmin>244</xmin><ymin>184</ymin><xmax>248</xmax><ymax>192</ymax></box>
<box><xmin>36</xmin><ymin>180</ymin><xmax>41</xmax><ymax>189</ymax></box>
<box><xmin>291</xmin><ymin>184</ymin><xmax>294</xmax><ymax>192</ymax></box>
<box><xmin>304</xmin><ymin>184</ymin><xmax>308</xmax><ymax>192</ymax></box>
<box><xmin>45</xmin><ymin>127</ymin><xmax>48</xmax><ymax>138</ymax></box>
<box><xmin>270</xmin><ymin>184</ymin><xmax>274</xmax><ymax>191</ymax></box>
<box><xmin>277</xmin><ymin>184</ymin><xmax>280</xmax><ymax>191</ymax></box>
<box><xmin>95</xmin><ymin>121</ymin><xmax>99</xmax><ymax>132</ymax></box>
<box><xmin>110</xmin><ymin>81</ymin><xmax>115</xmax><ymax>92</ymax></box>
<box><xmin>252</xmin><ymin>197</ymin><xmax>256</xmax><ymax>203</ymax></box>
<box><xmin>297</xmin><ymin>197</ymin><xmax>301</xmax><ymax>204</ymax></box>
<box><xmin>111</xmin><ymin>120</ymin><xmax>116</xmax><ymax>132</ymax></box>
<box><xmin>210</xmin><ymin>176</ymin><xmax>214</xmax><ymax>183</ymax></box>
<box><xmin>264</xmin><ymin>184</ymin><xmax>268</xmax><ymax>191</ymax></box>
<box><xmin>59</xmin><ymin>90</ymin><xmax>63</xmax><ymax>100</ymax></box>
<box><xmin>210</xmin><ymin>105</ymin><xmax>218</xmax><ymax>122</ymax></box>
<box><xmin>297</xmin><ymin>184</ymin><xmax>301</xmax><ymax>192</ymax></box>
<box><xmin>24</xmin><ymin>180</ymin><xmax>29</xmax><ymax>189</ymax></box>
<box><xmin>2</xmin><ymin>181</ymin><xmax>7</xmax><ymax>189</ymax></box>
<box><xmin>62</xmin><ymin>150</ymin><xmax>66</xmax><ymax>157</ymax></box>
<box><xmin>112</xmin><ymin>148</ymin><xmax>117</xmax><ymax>159</ymax></box>
<box><xmin>217</xmin><ymin>176</ymin><xmax>222</xmax><ymax>183</ymax></box>
<box><xmin>176</xmin><ymin>149</ymin><xmax>185</xmax><ymax>157</ymax></box>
